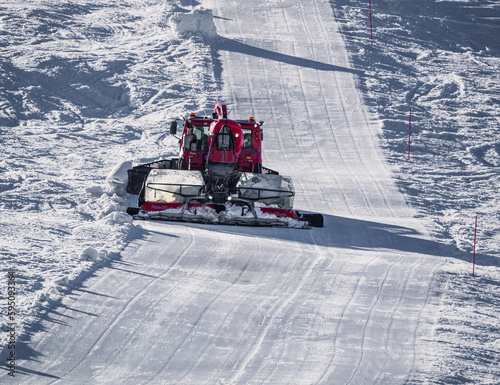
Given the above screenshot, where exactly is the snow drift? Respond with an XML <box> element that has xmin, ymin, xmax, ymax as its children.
<box><xmin>168</xmin><ymin>7</ymin><xmax>217</xmax><ymax>37</ymax></box>
<box><xmin>0</xmin><ymin>0</ymin><xmax>220</xmax><ymax>352</ymax></box>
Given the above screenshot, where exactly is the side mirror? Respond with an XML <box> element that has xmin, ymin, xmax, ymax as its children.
<box><xmin>170</xmin><ymin>121</ymin><xmax>177</xmax><ymax>135</ymax></box>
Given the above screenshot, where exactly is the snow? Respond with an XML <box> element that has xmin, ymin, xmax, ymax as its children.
<box><xmin>79</xmin><ymin>247</ymin><xmax>108</xmax><ymax>262</ymax></box>
<box><xmin>334</xmin><ymin>0</ymin><xmax>500</xmax><ymax>381</ymax></box>
<box><xmin>105</xmin><ymin>160</ymin><xmax>132</xmax><ymax>197</ymax></box>
<box><xmin>168</xmin><ymin>7</ymin><xmax>217</xmax><ymax>37</ymax></box>
<box><xmin>0</xmin><ymin>0</ymin><xmax>498</xmax><ymax>383</ymax></box>
<box><xmin>0</xmin><ymin>0</ymin><xmax>218</xmax><ymax>353</ymax></box>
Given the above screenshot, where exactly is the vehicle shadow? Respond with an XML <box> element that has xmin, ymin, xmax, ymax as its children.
<box><xmin>169</xmin><ymin>213</ymin><xmax>487</xmax><ymax>265</ymax></box>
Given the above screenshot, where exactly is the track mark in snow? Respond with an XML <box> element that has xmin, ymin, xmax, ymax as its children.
<box><xmin>88</xmin><ymin>227</ymin><xmax>213</xmax><ymax>382</ymax></box>
<box><xmin>373</xmin><ymin>254</ymin><xmax>422</xmax><ymax>383</ymax></box>
<box><xmin>345</xmin><ymin>254</ymin><xmax>402</xmax><ymax>385</ymax></box>
<box><xmin>315</xmin><ymin>249</ymin><xmax>381</xmax><ymax>384</ymax></box>
<box><xmin>171</xmin><ymin>240</ymin><xmax>267</xmax><ymax>383</ymax></box>
<box><xmin>51</xmin><ymin>228</ymin><xmax>196</xmax><ymax>383</ymax></box>
<box><xmin>147</xmin><ymin>234</ymin><xmax>259</xmax><ymax>383</ymax></box>
<box><xmin>404</xmin><ymin>259</ymin><xmax>444</xmax><ymax>384</ymax></box>
<box><xmin>225</xmin><ymin>245</ymin><xmax>322</xmax><ymax>385</ymax></box>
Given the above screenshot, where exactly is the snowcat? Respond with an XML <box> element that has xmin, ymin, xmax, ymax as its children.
<box><xmin>126</xmin><ymin>101</ymin><xmax>323</xmax><ymax>228</ymax></box>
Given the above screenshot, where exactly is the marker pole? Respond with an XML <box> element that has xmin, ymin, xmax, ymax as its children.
<box><xmin>408</xmin><ymin>108</ymin><xmax>412</xmax><ymax>160</ymax></box>
<box><xmin>369</xmin><ymin>0</ymin><xmax>373</xmax><ymax>40</ymax></box>
<box><xmin>472</xmin><ymin>215</ymin><xmax>477</xmax><ymax>277</ymax></box>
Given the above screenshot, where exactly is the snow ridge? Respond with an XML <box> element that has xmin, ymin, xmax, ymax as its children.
<box><xmin>0</xmin><ymin>0</ymin><xmax>219</xmax><ymax>352</ymax></box>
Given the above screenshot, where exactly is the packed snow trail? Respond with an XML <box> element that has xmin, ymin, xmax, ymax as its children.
<box><xmin>2</xmin><ymin>0</ymin><xmax>446</xmax><ymax>383</ymax></box>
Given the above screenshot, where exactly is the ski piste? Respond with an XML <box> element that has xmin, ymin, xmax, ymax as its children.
<box><xmin>1</xmin><ymin>0</ymin><xmax>498</xmax><ymax>383</ymax></box>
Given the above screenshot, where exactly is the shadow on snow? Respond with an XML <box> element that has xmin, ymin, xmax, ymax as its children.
<box><xmin>147</xmin><ymin>213</ymin><xmax>490</xmax><ymax>267</ymax></box>
<box><xmin>210</xmin><ymin>36</ymin><xmax>365</xmax><ymax>84</ymax></box>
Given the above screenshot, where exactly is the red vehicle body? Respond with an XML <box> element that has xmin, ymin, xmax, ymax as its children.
<box><xmin>178</xmin><ymin>101</ymin><xmax>263</xmax><ymax>174</ymax></box>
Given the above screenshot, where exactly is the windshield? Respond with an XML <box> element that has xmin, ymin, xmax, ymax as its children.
<box><xmin>242</xmin><ymin>129</ymin><xmax>252</xmax><ymax>148</ymax></box>
<box><xmin>216</xmin><ymin>125</ymin><xmax>232</xmax><ymax>151</ymax></box>
<box><xmin>192</xmin><ymin>125</ymin><xmax>210</xmax><ymax>140</ymax></box>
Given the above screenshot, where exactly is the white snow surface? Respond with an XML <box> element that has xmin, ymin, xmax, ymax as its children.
<box><xmin>334</xmin><ymin>1</ymin><xmax>500</xmax><ymax>381</ymax></box>
<box><xmin>0</xmin><ymin>0</ymin><xmax>498</xmax><ymax>384</ymax></box>
<box><xmin>0</xmin><ymin>0</ymin><xmax>219</xmax><ymax>349</ymax></box>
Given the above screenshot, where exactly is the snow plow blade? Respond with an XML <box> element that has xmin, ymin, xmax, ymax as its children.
<box><xmin>127</xmin><ymin>204</ymin><xmax>323</xmax><ymax>228</ymax></box>
<box><xmin>126</xmin><ymin>169</ymin><xmax>323</xmax><ymax>228</ymax></box>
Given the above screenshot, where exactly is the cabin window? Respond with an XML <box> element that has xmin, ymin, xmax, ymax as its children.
<box><xmin>216</xmin><ymin>125</ymin><xmax>232</xmax><ymax>151</ymax></box>
<box><xmin>242</xmin><ymin>129</ymin><xmax>252</xmax><ymax>148</ymax></box>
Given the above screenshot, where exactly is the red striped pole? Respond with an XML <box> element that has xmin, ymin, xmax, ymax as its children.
<box><xmin>369</xmin><ymin>0</ymin><xmax>373</xmax><ymax>40</ymax></box>
<box><xmin>408</xmin><ymin>108</ymin><xmax>412</xmax><ymax>160</ymax></box>
<box><xmin>472</xmin><ymin>215</ymin><xmax>477</xmax><ymax>276</ymax></box>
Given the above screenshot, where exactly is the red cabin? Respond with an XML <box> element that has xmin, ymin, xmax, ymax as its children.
<box><xmin>178</xmin><ymin>115</ymin><xmax>213</xmax><ymax>171</ymax></box>
<box><xmin>236</xmin><ymin>117</ymin><xmax>263</xmax><ymax>173</ymax></box>
<box><xmin>177</xmin><ymin>104</ymin><xmax>263</xmax><ymax>174</ymax></box>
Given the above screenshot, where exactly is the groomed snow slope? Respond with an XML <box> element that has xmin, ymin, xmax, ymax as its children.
<box><xmin>0</xmin><ymin>0</ymin><xmax>453</xmax><ymax>383</ymax></box>
<box><xmin>334</xmin><ymin>1</ymin><xmax>500</xmax><ymax>381</ymax></box>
